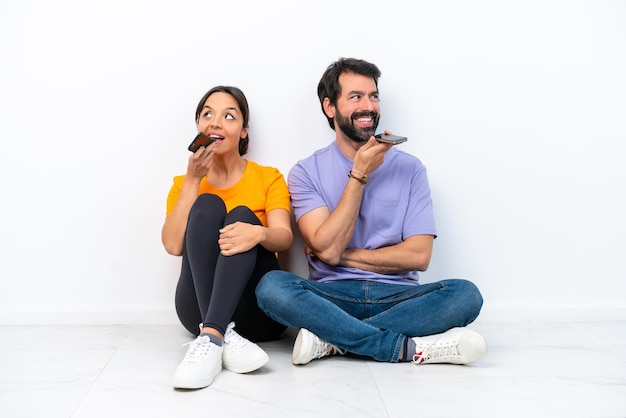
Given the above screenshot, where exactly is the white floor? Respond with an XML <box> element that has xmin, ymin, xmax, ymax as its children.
<box><xmin>1</xmin><ymin>321</ymin><xmax>625</xmax><ymax>418</ymax></box>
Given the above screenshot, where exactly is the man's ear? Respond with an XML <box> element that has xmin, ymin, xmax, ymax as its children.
<box><xmin>322</xmin><ymin>97</ymin><xmax>335</xmax><ymax>119</ymax></box>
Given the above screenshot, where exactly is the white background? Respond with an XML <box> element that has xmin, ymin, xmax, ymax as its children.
<box><xmin>1</xmin><ymin>0</ymin><xmax>624</xmax><ymax>324</ymax></box>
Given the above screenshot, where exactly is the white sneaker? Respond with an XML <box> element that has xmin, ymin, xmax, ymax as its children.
<box><xmin>411</xmin><ymin>327</ymin><xmax>487</xmax><ymax>365</ymax></box>
<box><xmin>292</xmin><ymin>328</ymin><xmax>346</xmax><ymax>365</ymax></box>
<box><xmin>173</xmin><ymin>335</ymin><xmax>223</xmax><ymax>389</ymax></box>
<box><xmin>222</xmin><ymin>322</ymin><xmax>269</xmax><ymax>373</ymax></box>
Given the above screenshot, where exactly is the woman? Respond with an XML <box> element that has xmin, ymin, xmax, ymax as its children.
<box><xmin>162</xmin><ymin>86</ymin><xmax>293</xmax><ymax>390</ymax></box>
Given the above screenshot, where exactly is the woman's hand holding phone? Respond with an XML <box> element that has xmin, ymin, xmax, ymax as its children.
<box><xmin>186</xmin><ymin>132</ymin><xmax>215</xmax><ymax>180</ymax></box>
<box><xmin>188</xmin><ymin>132</ymin><xmax>215</xmax><ymax>152</ymax></box>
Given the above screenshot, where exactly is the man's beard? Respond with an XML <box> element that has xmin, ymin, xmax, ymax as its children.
<box><xmin>335</xmin><ymin>109</ymin><xmax>379</xmax><ymax>142</ymax></box>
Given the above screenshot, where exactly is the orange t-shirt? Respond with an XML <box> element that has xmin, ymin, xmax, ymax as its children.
<box><xmin>165</xmin><ymin>160</ymin><xmax>290</xmax><ymax>225</ymax></box>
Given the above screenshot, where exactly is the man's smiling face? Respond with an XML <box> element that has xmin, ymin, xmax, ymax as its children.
<box><xmin>332</xmin><ymin>72</ymin><xmax>380</xmax><ymax>142</ymax></box>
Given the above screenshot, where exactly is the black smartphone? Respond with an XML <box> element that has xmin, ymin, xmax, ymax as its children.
<box><xmin>188</xmin><ymin>132</ymin><xmax>214</xmax><ymax>152</ymax></box>
<box><xmin>375</xmin><ymin>133</ymin><xmax>408</xmax><ymax>145</ymax></box>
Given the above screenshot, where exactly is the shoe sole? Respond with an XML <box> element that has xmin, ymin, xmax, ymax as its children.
<box><xmin>223</xmin><ymin>352</ymin><xmax>269</xmax><ymax>374</ymax></box>
<box><xmin>173</xmin><ymin>375</ymin><xmax>216</xmax><ymax>390</ymax></box>
<box><xmin>173</xmin><ymin>360</ymin><xmax>221</xmax><ymax>389</ymax></box>
<box><xmin>292</xmin><ymin>328</ymin><xmax>313</xmax><ymax>365</ymax></box>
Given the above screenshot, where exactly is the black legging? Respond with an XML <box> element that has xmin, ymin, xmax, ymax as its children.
<box><xmin>175</xmin><ymin>193</ymin><xmax>286</xmax><ymax>342</ymax></box>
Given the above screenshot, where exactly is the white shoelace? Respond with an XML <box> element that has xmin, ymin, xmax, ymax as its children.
<box><xmin>314</xmin><ymin>338</ymin><xmax>346</xmax><ymax>358</ymax></box>
<box><xmin>182</xmin><ymin>335</ymin><xmax>214</xmax><ymax>364</ymax></box>
<box><xmin>224</xmin><ymin>327</ymin><xmax>249</xmax><ymax>350</ymax></box>
<box><xmin>412</xmin><ymin>337</ymin><xmax>459</xmax><ymax>364</ymax></box>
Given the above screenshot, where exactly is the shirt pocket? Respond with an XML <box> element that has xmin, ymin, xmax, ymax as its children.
<box><xmin>369</xmin><ymin>198</ymin><xmax>403</xmax><ymax>241</ymax></box>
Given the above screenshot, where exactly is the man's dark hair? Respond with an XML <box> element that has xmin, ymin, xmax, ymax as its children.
<box><xmin>316</xmin><ymin>58</ymin><xmax>382</xmax><ymax>130</ymax></box>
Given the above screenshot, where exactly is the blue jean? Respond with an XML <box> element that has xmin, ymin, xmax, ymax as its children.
<box><xmin>255</xmin><ymin>271</ymin><xmax>483</xmax><ymax>362</ymax></box>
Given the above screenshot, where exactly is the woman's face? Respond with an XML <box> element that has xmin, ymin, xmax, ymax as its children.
<box><xmin>196</xmin><ymin>92</ymin><xmax>248</xmax><ymax>155</ymax></box>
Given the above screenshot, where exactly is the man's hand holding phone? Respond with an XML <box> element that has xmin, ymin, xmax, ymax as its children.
<box><xmin>374</xmin><ymin>133</ymin><xmax>408</xmax><ymax>145</ymax></box>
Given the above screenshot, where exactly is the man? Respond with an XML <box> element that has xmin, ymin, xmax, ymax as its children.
<box><xmin>256</xmin><ymin>58</ymin><xmax>486</xmax><ymax>365</ymax></box>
